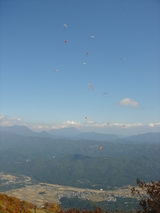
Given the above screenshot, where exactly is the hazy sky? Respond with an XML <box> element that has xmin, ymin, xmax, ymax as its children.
<box><xmin>1</xmin><ymin>0</ymin><xmax>160</xmax><ymax>135</ymax></box>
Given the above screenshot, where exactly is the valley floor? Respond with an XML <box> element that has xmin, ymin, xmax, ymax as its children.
<box><xmin>0</xmin><ymin>172</ymin><xmax>139</xmax><ymax>208</ymax></box>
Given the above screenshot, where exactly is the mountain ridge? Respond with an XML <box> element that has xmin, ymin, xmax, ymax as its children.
<box><xmin>0</xmin><ymin>125</ymin><xmax>160</xmax><ymax>142</ymax></box>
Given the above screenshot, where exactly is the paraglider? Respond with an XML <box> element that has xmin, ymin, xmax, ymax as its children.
<box><xmin>83</xmin><ymin>62</ymin><xmax>86</xmax><ymax>65</ymax></box>
<box><xmin>65</xmin><ymin>40</ymin><xmax>67</xmax><ymax>43</ymax></box>
<box><xmin>54</xmin><ymin>69</ymin><xmax>59</xmax><ymax>73</ymax></box>
<box><xmin>85</xmin><ymin>116</ymin><xmax>88</xmax><ymax>120</ymax></box>
<box><xmin>99</xmin><ymin>146</ymin><xmax>102</xmax><ymax>151</ymax></box>
<box><xmin>103</xmin><ymin>92</ymin><xmax>107</xmax><ymax>96</ymax></box>
<box><xmin>107</xmin><ymin>122</ymin><xmax>109</xmax><ymax>126</ymax></box>
<box><xmin>123</xmin><ymin>125</ymin><xmax>127</xmax><ymax>130</ymax></box>
<box><xmin>63</xmin><ymin>23</ymin><xmax>67</xmax><ymax>28</ymax></box>
<box><xmin>90</xmin><ymin>35</ymin><xmax>94</xmax><ymax>39</ymax></box>
<box><xmin>86</xmin><ymin>51</ymin><xmax>88</xmax><ymax>56</ymax></box>
<box><xmin>89</xmin><ymin>84</ymin><xmax>94</xmax><ymax>90</ymax></box>
<box><xmin>120</xmin><ymin>58</ymin><xmax>126</xmax><ymax>63</ymax></box>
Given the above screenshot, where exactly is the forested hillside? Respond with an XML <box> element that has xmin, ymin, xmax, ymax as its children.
<box><xmin>0</xmin><ymin>131</ymin><xmax>159</xmax><ymax>189</ymax></box>
<box><xmin>1</xmin><ymin>131</ymin><xmax>159</xmax><ymax>159</ymax></box>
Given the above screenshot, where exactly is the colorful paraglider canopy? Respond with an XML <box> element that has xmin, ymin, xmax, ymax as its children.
<box><xmin>65</xmin><ymin>40</ymin><xmax>67</xmax><ymax>43</ymax></box>
<box><xmin>89</xmin><ymin>84</ymin><xmax>94</xmax><ymax>90</ymax></box>
<box><xmin>63</xmin><ymin>23</ymin><xmax>67</xmax><ymax>28</ymax></box>
<box><xmin>86</xmin><ymin>51</ymin><xmax>88</xmax><ymax>55</ymax></box>
<box><xmin>99</xmin><ymin>146</ymin><xmax>102</xmax><ymax>150</ymax></box>
<box><xmin>85</xmin><ymin>116</ymin><xmax>88</xmax><ymax>120</ymax></box>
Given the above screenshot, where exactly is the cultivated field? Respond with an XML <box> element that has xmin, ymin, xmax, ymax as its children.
<box><xmin>1</xmin><ymin>173</ymin><xmax>137</xmax><ymax>207</ymax></box>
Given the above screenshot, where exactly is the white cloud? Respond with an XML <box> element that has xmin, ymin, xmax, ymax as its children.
<box><xmin>110</xmin><ymin>123</ymin><xmax>123</xmax><ymax>127</ymax></box>
<box><xmin>1</xmin><ymin>115</ymin><xmax>158</xmax><ymax>134</ymax></box>
<box><xmin>84</xmin><ymin>122</ymin><xmax>143</xmax><ymax>128</ymax></box>
<box><xmin>0</xmin><ymin>116</ymin><xmax>5</xmax><ymax>120</ymax></box>
<box><xmin>86</xmin><ymin>121</ymin><xmax>94</xmax><ymax>124</ymax></box>
<box><xmin>27</xmin><ymin>121</ymin><xmax>160</xmax><ymax>132</ymax></box>
<box><xmin>148</xmin><ymin>123</ymin><xmax>154</xmax><ymax>127</ymax></box>
<box><xmin>119</xmin><ymin>98</ymin><xmax>138</xmax><ymax>108</ymax></box>
<box><xmin>0</xmin><ymin>116</ymin><xmax>8</xmax><ymax>126</ymax></box>
<box><xmin>125</xmin><ymin>123</ymin><xmax>143</xmax><ymax>127</ymax></box>
<box><xmin>0</xmin><ymin>115</ymin><xmax>22</xmax><ymax>126</ymax></box>
<box><xmin>148</xmin><ymin>122</ymin><xmax>160</xmax><ymax>127</ymax></box>
<box><xmin>43</xmin><ymin>121</ymin><xmax>83</xmax><ymax>130</ymax></box>
<box><xmin>64</xmin><ymin>121</ymin><xmax>79</xmax><ymax>125</ymax></box>
<box><xmin>110</xmin><ymin>122</ymin><xmax>143</xmax><ymax>128</ymax></box>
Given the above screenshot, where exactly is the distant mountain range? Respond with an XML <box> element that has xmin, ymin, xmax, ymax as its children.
<box><xmin>0</xmin><ymin>125</ymin><xmax>56</xmax><ymax>138</ymax></box>
<box><xmin>125</xmin><ymin>132</ymin><xmax>160</xmax><ymax>143</ymax></box>
<box><xmin>0</xmin><ymin>125</ymin><xmax>160</xmax><ymax>143</ymax></box>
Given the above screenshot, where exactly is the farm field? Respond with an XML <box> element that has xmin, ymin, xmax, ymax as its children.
<box><xmin>1</xmin><ymin>173</ymin><xmax>138</xmax><ymax>207</ymax></box>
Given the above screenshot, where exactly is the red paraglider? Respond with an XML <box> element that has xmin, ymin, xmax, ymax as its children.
<box><xmin>89</xmin><ymin>84</ymin><xmax>94</xmax><ymax>90</ymax></box>
<box><xmin>99</xmin><ymin>146</ymin><xmax>102</xmax><ymax>151</ymax></box>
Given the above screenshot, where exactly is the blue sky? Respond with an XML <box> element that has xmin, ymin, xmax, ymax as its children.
<box><xmin>1</xmin><ymin>0</ymin><xmax>160</xmax><ymax>135</ymax></box>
